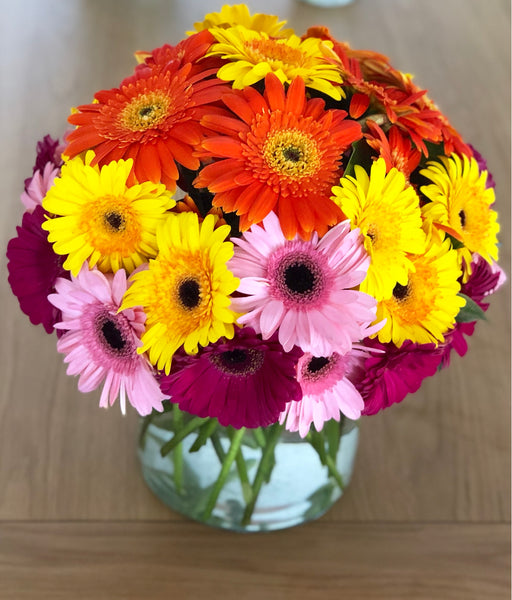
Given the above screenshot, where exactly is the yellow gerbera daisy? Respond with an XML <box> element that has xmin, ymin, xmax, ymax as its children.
<box><xmin>375</xmin><ymin>239</ymin><xmax>466</xmax><ymax>347</ymax></box>
<box><xmin>121</xmin><ymin>212</ymin><xmax>239</xmax><ymax>374</ymax></box>
<box><xmin>207</xmin><ymin>26</ymin><xmax>344</xmax><ymax>100</ymax></box>
<box><xmin>420</xmin><ymin>154</ymin><xmax>499</xmax><ymax>264</ymax></box>
<box><xmin>331</xmin><ymin>157</ymin><xmax>426</xmax><ymax>301</ymax></box>
<box><xmin>191</xmin><ymin>4</ymin><xmax>293</xmax><ymax>37</ymax></box>
<box><xmin>42</xmin><ymin>152</ymin><xmax>174</xmax><ymax>276</ymax></box>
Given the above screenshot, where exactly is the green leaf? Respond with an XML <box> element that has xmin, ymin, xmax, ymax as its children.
<box><xmin>456</xmin><ymin>293</ymin><xmax>487</xmax><ymax>323</ymax></box>
<box><xmin>189</xmin><ymin>419</ymin><xmax>218</xmax><ymax>453</ymax></box>
<box><xmin>419</xmin><ymin>141</ymin><xmax>446</xmax><ymax>167</ymax></box>
<box><xmin>343</xmin><ymin>139</ymin><xmax>374</xmax><ymax>179</ymax></box>
<box><xmin>159</xmin><ymin>416</ymin><xmax>208</xmax><ymax>457</ymax></box>
<box><xmin>446</xmin><ymin>233</ymin><xmax>465</xmax><ymax>250</ymax></box>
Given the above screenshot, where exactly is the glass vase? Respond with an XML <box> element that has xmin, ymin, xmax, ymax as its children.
<box><xmin>138</xmin><ymin>406</ymin><xmax>359</xmax><ymax>532</ymax></box>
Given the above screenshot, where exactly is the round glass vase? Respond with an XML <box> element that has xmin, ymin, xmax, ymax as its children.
<box><xmin>138</xmin><ymin>406</ymin><xmax>359</xmax><ymax>532</ymax></box>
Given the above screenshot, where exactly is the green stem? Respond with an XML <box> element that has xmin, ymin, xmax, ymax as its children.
<box><xmin>228</xmin><ymin>429</ymin><xmax>252</xmax><ymax>505</ymax></box>
<box><xmin>241</xmin><ymin>423</ymin><xmax>284</xmax><ymax>526</ymax></box>
<box><xmin>159</xmin><ymin>415</ymin><xmax>207</xmax><ymax>457</ymax></box>
<box><xmin>202</xmin><ymin>427</ymin><xmax>246</xmax><ymax>521</ymax></box>
<box><xmin>172</xmin><ymin>406</ymin><xmax>184</xmax><ymax>493</ymax></box>
<box><xmin>210</xmin><ymin>430</ymin><xmax>226</xmax><ymax>463</ymax></box>
<box><xmin>252</xmin><ymin>428</ymin><xmax>266</xmax><ymax>448</ymax></box>
<box><xmin>325</xmin><ymin>454</ymin><xmax>345</xmax><ymax>491</ymax></box>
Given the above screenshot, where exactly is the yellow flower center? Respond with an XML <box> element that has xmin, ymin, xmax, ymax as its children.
<box><xmin>121</xmin><ymin>92</ymin><xmax>171</xmax><ymax>131</ymax></box>
<box><xmin>244</xmin><ymin>38</ymin><xmax>305</xmax><ymax>67</ymax></box>
<box><xmin>79</xmin><ymin>195</ymin><xmax>142</xmax><ymax>256</ymax></box>
<box><xmin>263</xmin><ymin>129</ymin><xmax>320</xmax><ymax>178</ymax></box>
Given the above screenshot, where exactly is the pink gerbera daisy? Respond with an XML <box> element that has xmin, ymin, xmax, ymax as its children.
<box><xmin>7</xmin><ymin>205</ymin><xmax>69</xmax><ymax>334</ymax></box>
<box><xmin>229</xmin><ymin>211</ymin><xmax>380</xmax><ymax>356</ymax></box>
<box><xmin>280</xmin><ymin>351</ymin><xmax>365</xmax><ymax>438</ymax></box>
<box><xmin>48</xmin><ymin>267</ymin><xmax>166</xmax><ymax>416</ymax></box>
<box><xmin>159</xmin><ymin>327</ymin><xmax>302</xmax><ymax>429</ymax></box>
<box><xmin>21</xmin><ymin>162</ymin><xmax>60</xmax><ymax>212</ymax></box>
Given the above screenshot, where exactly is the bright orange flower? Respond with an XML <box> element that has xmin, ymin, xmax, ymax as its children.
<box><xmin>65</xmin><ymin>62</ymin><xmax>228</xmax><ymax>191</ymax></box>
<box><xmin>194</xmin><ymin>73</ymin><xmax>362</xmax><ymax>239</ymax></box>
<box><xmin>365</xmin><ymin>122</ymin><xmax>421</xmax><ymax>182</ymax></box>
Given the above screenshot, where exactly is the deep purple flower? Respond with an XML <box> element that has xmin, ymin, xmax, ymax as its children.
<box><xmin>159</xmin><ymin>327</ymin><xmax>303</xmax><ymax>429</ymax></box>
<box><xmin>6</xmin><ymin>205</ymin><xmax>69</xmax><ymax>334</ymax></box>
<box><xmin>33</xmin><ymin>134</ymin><xmax>64</xmax><ymax>174</ymax></box>
<box><xmin>350</xmin><ymin>338</ymin><xmax>444</xmax><ymax>416</ymax></box>
<box><xmin>24</xmin><ymin>134</ymin><xmax>65</xmax><ymax>193</ymax></box>
<box><xmin>468</xmin><ymin>144</ymin><xmax>496</xmax><ymax>190</ymax></box>
<box><xmin>439</xmin><ymin>254</ymin><xmax>506</xmax><ymax>367</ymax></box>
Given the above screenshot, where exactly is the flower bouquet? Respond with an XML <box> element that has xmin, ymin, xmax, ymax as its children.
<box><xmin>7</xmin><ymin>4</ymin><xmax>504</xmax><ymax>531</ymax></box>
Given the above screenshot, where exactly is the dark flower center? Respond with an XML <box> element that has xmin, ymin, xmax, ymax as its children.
<box><xmin>307</xmin><ymin>356</ymin><xmax>330</xmax><ymax>373</ymax></box>
<box><xmin>301</xmin><ymin>353</ymin><xmax>339</xmax><ymax>382</ymax></box>
<box><xmin>178</xmin><ymin>278</ymin><xmax>201</xmax><ymax>310</ymax></box>
<box><xmin>392</xmin><ymin>282</ymin><xmax>410</xmax><ymax>301</ymax></box>
<box><xmin>139</xmin><ymin>105</ymin><xmax>156</xmax><ymax>118</ymax></box>
<box><xmin>101</xmin><ymin>319</ymin><xmax>126</xmax><ymax>351</ymax></box>
<box><xmin>459</xmin><ymin>209</ymin><xmax>466</xmax><ymax>228</ymax></box>
<box><xmin>104</xmin><ymin>211</ymin><xmax>125</xmax><ymax>232</ymax></box>
<box><xmin>211</xmin><ymin>347</ymin><xmax>265</xmax><ymax>376</ymax></box>
<box><xmin>284</xmin><ymin>262</ymin><xmax>317</xmax><ymax>295</ymax></box>
<box><xmin>282</xmin><ymin>146</ymin><xmax>303</xmax><ymax>163</ymax></box>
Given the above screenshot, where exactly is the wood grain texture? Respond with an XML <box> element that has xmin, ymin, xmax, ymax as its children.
<box><xmin>0</xmin><ymin>522</ymin><xmax>509</xmax><ymax>600</ymax></box>
<box><xmin>0</xmin><ymin>0</ymin><xmax>510</xmax><ymax>597</ymax></box>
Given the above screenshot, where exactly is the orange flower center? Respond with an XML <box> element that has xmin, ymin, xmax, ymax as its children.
<box><xmin>386</xmin><ymin>261</ymin><xmax>438</xmax><ymax>325</ymax></box>
<box><xmin>263</xmin><ymin>129</ymin><xmax>320</xmax><ymax>178</ymax></box>
<box><xmin>120</xmin><ymin>92</ymin><xmax>171</xmax><ymax>131</ymax></box>
<box><xmin>79</xmin><ymin>195</ymin><xmax>142</xmax><ymax>255</ymax></box>
<box><xmin>244</xmin><ymin>39</ymin><xmax>305</xmax><ymax>66</ymax></box>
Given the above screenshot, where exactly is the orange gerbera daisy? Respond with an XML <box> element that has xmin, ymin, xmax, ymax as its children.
<box><xmin>194</xmin><ymin>73</ymin><xmax>362</xmax><ymax>239</ymax></box>
<box><xmin>65</xmin><ymin>61</ymin><xmax>227</xmax><ymax>191</ymax></box>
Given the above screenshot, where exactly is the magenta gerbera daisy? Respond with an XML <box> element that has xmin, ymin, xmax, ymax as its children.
<box><xmin>280</xmin><ymin>351</ymin><xmax>365</xmax><ymax>438</ymax></box>
<box><xmin>48</xmin><ymin>267</ymin><xmax>166</xmax><ymax>416</ymax></box>
<box><xmin>7</xmin><ymin>205</ymin><xmax>69</xmax><ymax>334</ymax></box>
<box><xmin>159</xmin><ymin>327</ymin><xmax>302</xmax><ymax>429</ymax></box>
<box><xmin>229</xmin><ymin>211</ymin><xmax>380</xmax><ymax>356</ymax></box>
<box><xmin>350</xmin><ymin>338</ymin><xmax>444</xmax><ymax>416</ymax></box>
<box><xmin>439</xmin><ymin>253</ymin><xmax>506</xmax><ymax>367</ymax></box>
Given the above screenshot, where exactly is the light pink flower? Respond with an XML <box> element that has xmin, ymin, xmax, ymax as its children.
<box><xmin>48</xmin><ymin>266</ymin><xmax>166</xmax><ymax>416</ymax></box>
<box><xmin>21</xmin><ymin>162</ymin><xmax>59</xmax><ymax>212</ymax></box>
<box><xmin>280</xmin><ymin>351</ymin><xmax>365</xmax><ymax>437</ymax></box>
<box><xmin>229</xmin><ymin>211</ymin><xmax>381</xmax><ymax>356</ymax></box>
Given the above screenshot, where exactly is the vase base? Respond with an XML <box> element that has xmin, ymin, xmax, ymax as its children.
<box><xmin>138</xmin><ymin>422</ymin><xmax>359</xmax><ymax>532</ymax></box>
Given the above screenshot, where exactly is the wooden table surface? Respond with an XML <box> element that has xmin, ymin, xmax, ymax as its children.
<box><xmin>0</xmin><ymin>0</ymin><xmax>510</xmax><ymax>598</ymax></box>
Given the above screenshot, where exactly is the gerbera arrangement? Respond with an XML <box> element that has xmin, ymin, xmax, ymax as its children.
<box><xmin>7</xmin><ymin>5</ymin><xmax>504</xmax><ymax>527</ymax></box>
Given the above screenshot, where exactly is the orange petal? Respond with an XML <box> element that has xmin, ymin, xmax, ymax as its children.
<box><xmin>264</xmin><ymin>73</ymin><xmax>285</xmax><ymax>112</ymax></box>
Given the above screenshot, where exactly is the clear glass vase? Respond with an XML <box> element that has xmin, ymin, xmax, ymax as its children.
<box><xmin>138</xmin><ymin>407</ymin><xmax>359</xmax><ymax>532</ymax></box>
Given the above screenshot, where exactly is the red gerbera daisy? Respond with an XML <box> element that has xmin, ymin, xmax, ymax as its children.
<box><xmin>133</xmin><ymin>30</ymin><xmax>221</xmax><ymax>77</ymax></box>
<box><xmin>365</xmin><ymin>121</ymin><xmax>421</xmax><ymax>182</ymax></box>
<box><xmin>194</xmin><ymin>73</ymin><xmax>362</xmax><ymax>239</ymax></box>
<box><xmin>65</xmin><ymin>62</ymin><xmax>227</xmax><ymax>191</ymax></box>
